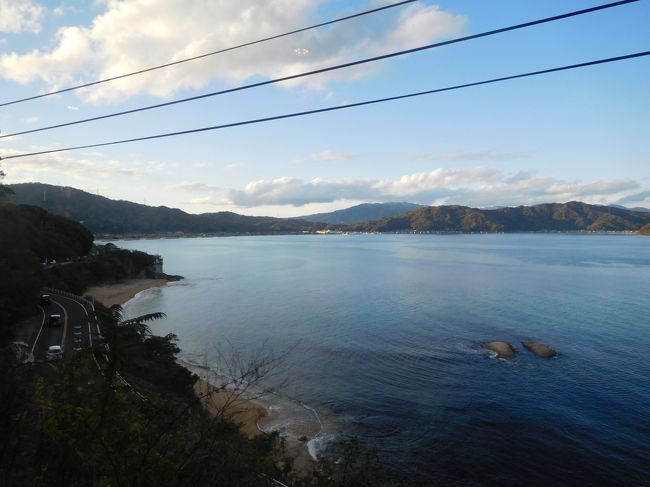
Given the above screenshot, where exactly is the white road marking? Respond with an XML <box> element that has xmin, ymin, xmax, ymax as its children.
<box><xmin>30</xmin><ymin>305</ymin><xmax>46</xmax><ymax>355</ymax></box>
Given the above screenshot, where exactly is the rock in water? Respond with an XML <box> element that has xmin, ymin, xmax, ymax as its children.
<box><xmin>484</xmin><ymin>341</ymin><xmax>516</xmax><ymax>358</ymax></box>
<box><xmin>522</xmin><ymin>342</ymin><xmax>557</xmax><ymax>358</ymax></box>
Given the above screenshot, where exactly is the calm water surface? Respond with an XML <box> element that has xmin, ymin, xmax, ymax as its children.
<box><xmin>118</xmin><ymin>234</ymin><xmax>650</xmax><ymax>485</ymax></box>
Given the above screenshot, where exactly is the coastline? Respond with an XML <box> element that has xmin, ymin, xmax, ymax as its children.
<box><xmin>84</xmin><ymin>278</ymin><xmax>168</xmax><ymax>307</ymax></box>
<box><xmin>90</xmin><ymin>279</ymin><xmax>317</xmax><ymax>477</ymax></box>
<box><xmin>183</xmin><ymin>361</ymin><xmax>317</xmax><ymax>478</ymax></box>
<box><xmin>193</xmin><ymin>375</ymin><xmax>267</xmax><ymax>439</ymax></box>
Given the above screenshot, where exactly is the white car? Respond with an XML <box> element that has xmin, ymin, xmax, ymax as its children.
<box><xmin>46</xmin><ymin>345</ymin><xmax>63</xmax><ymax>361</ymax></box>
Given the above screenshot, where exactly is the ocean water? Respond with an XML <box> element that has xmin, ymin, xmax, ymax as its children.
<box><xmin>118</xmin><ymin>234</ymin><xmax>650</xmax><ymax>485</ymax></box>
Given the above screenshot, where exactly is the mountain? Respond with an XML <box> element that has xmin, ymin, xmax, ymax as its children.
<box><xmin>609</xmin><ymin>204</ymin><xmax>650</xmax><ymax>213</ymax></box>
<box><xmin>7</xmin><ymin>183</ymin><xmax>323</xmax><ymax>235</ymax></box>
<box><xmin>345</xmin><ymin>202</ymin><xmax>650</xmax><ymax>233</ymax></box>
<box><xmin>9</xmin><ymin>184</ymin><xmax>650</xmax><ymax>235</ymax></box>
<box><xmin>299</xmin><ymin>202</ymin><xmax>424</xmax><ymax>225</ymax></box>
<box><xmin>640</xmin><ymin>224</ymin><xmax>650</xmax><ymax>235</ymax></box>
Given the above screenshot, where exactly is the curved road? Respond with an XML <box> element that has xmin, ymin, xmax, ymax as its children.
<box><xmin>31</xmin><ymin>291</ymin><xmax>99</xmax><ymax>361</ymax></box>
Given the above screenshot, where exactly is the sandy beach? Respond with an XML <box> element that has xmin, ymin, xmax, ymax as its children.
<box><xmin>83</xmin><ymin>278</ymin><xmax>316</xmax><ymax>476</ymax></box>
<box><xmin>187</xmin><ymin>363</ymin><xmax>317</xmax><ymax>478</ymax></box>
<box><xmin>84</xmin><ymin>278</ymin><xmax>168</xmax><ymax>307</ymax></box>
<box><xmin>194</xmin><ymin>377</ymin><xmax>268</xmax><ymax>438</ymax></box>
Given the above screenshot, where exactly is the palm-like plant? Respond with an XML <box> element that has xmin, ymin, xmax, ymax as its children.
<box><xmin>94</xmin><ymin>304</ymin><xmax>166</xmax><ymax>378</ymax></box>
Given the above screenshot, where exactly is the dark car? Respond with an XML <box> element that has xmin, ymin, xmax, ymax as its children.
<box><xmin>48</xmin><ymin>314</ymin><xmax>62</xmax><ymax>327</ymax></box>
<box><xmin>40</xmin><ymin>294</ymin><xmax>51</xmax><ymax>306</ymax></box>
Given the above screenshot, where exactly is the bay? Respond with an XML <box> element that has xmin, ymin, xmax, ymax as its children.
<box><xmin>118</xmin><ymin>233</ymin><xmax>650</xmax><ymax>485</ymax></box>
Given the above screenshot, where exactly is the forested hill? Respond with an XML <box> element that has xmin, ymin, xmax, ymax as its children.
<box><xmin>9</xmin><ymin>184</ymin><xmax>650</xmax><ymax>235</ymax></box>
<box><xmin>299</xmin><ymin>202</ymin><xmax>424</xmax><ymax>225</ymax></box>
<box><xmin>7</xmin><ymin>183</ymin><xmax>323</xmax><ymax>235</ymax></box>
<box><xmin>0</xmin><ymin>203</ymin><xmax>94</xmax><ymax>331</ymax></box>
<box><xmin>345</xmin><ymin>202</ymin><xmax>650</xmax><ymax>233</ymax></box>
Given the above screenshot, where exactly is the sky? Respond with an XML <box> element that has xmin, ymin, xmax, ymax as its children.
<box><xmin>0</xmin><ymin>0</ymin><xmax>648</xmax><ymax>217</ymax></box>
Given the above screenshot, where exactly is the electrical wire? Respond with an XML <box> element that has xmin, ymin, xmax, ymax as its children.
<box><xmin>0</xmin><ymin>0</ymin><xmax>638</xmax><ymax>140</ymax></box>
<box><xmin>0</xmin><ymin>0</ymin><xmax>417</xmax><ymax>108</ymax></box>
<box><xmin>2</xmin><ymin>51</ymin><xmax>647</xmax><ymax>161</ymax></box>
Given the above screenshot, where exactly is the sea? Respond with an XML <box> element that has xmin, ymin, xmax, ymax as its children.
<box><xmin>116</xmin><ymin>233</ymin><xmax>650</xmax><ymax>485</ymax></box>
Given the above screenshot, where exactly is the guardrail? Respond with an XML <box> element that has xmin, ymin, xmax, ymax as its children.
<box><xmin>44</xmin><ymin>287</ymin><xmax>145</xmax><ymax>401</ymax></box>
<box><xmin>43</xmin><ymin>286</ymin><xmax>95</xmax><ymax>308</ymax></box>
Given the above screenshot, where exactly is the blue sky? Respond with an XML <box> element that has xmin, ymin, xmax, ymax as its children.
<box><xmin>1</xmin><ymin>0</ymin><xmax>648</xmax><ymax>216</ymax></box>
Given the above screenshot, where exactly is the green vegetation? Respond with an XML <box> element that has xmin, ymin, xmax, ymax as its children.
<box><xmin>44</xmin><ymin>245</ymin><xmax>158</xmax><ymax>296</ymax></box>
<box><xmin>0</xmin><ymin>201</ymin><xmax>161</xmax><ymax>338</ymax></box>
<box><xmin>639</xmin><ymin>223</ymin><xmax>650</xmax><ymax>235</ymax></box>
<box><xmin>0</xmin><ymin>203</ymin><xmax>93</xmax><ymax>333</ymax></box>
<box><xmin>0</xmin><ymin>305</ymin><xmax>283</xmax><ymax>486</ymax></box>
<box><xmin>0</xmin><ymin>166</ymin><xmax>13</xmax><ymax>198</ymax></box>
<box><xmin>8</xmin><ymin>183</ymin><xmax>324</xmax><ymax>235</ymax></box>
<box><xmin>346</xmin><ymin>202</ymin><xmax>650</xmax><ymax>233</ymax></box>
<box><xmin>8</xmin><ymin>183</ymin><xmax>650</xmax><ymax>235</ymax></box>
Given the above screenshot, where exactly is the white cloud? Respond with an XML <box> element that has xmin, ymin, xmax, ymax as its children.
<box><xmin>0</xmin><ymin>0</ymin><xmax>44</xmax><ymax>34</ymax></box>
<box><xmin>22</xmin><ymin>115</ymin><xmax>39</xmax><ymax>124</ymax></box>
<box><xmin>2</xmin><ymin>148</ymin><xmax>139</xmax><ymax>179</ymax></box>
<box><xmin>51</xmin><ymin>3</ymin><xmax>79</xmax><ymax>17</ymax></box>
<box><xmin>0</xmin><ymin>1</ymin><xmax>465</xmax><ymax>103</ymax></box>
<box><xmin>170</xmin><ymin>181</ymin><xmax>222</xmax><ymax>193</ymax></box>
<box><xmin>292</xmin><ymin>149</ymin><xmax>356</xmax><ymax>164</ymax></box>
<box><xmin>212</xmin><ymin>167</ymin><xmax>643</xmax><ymax>208</ymax></box>
<box><xmin>67</xmin><ymin>105</ymin><xmax>79</xmax><ymax>110</ymax></box>
<box><xmin>408</xmin><ymin>149</ymin><xmax>519</xmax><ymax>163</ymax></box>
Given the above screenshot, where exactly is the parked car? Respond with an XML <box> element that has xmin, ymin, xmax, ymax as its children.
<box><xmin>48</xmin><ymin>314</ymin><xmax>62</xmax><ymax>327</ymax></box>
<box><xmin>40</xmin><ymin>294</ymin><xmax>51</xmax><ymax>306</ymax></box>
<box><xmin>46</xmin><ymin>345</ymin><xmax>63</xmax><ymax>361</ymax></box>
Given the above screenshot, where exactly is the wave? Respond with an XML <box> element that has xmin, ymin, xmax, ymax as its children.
<box><xmin>178</xmin><ymin>354</ymin><xmax>331</xmax><ymax>459</ymax></box>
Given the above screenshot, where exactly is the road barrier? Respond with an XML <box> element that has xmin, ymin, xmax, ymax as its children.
<box><xmin>44</xmin><ymin>287</ymin><xmax>145</xmax><ymax>401</ymax></box>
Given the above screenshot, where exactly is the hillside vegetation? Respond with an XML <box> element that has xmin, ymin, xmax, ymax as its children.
<box><xmin>0</xmin><ymin>203</ymin><xmax>166</xmax><ymax>337</ymax></box>
<box><xmin>0</xmin><ymin>304</ymin><xmax>284</xmax><ymax>486</ymax></box>
<box><xmin>640</xmin><ymin>223</ymin><xmax>650</xmax><ymax>235</ymax></box>
<box><xmin>9</xmin><ymin>183</ymin><xmax>650</xmax><ymax>236</ymax></box>
<box><xmin>8</xmin><ymin>183</ymin><xmax>322</xmax><ymax>235</ymax></box>
<box><xmin>0</xmin><ymin>203</ymin><xmax>93</xmax><ymax>333</ymax></box>
<box><xmin>346</xmin><ymin>202</ymin><xmax>650</xmax><ymax>233</ymax></box>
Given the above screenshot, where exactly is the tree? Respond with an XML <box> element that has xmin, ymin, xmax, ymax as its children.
<box><xmin>93</xmin><ymin>304</ymin><xmax>166</xmax><ymax>382</ymax></box>
<box><xmin>0</xmin><ymin>165</ymin><xmax>13</xmax><ymax>198</ymax></box>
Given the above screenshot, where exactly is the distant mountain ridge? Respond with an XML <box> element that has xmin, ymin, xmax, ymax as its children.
<box><xmin>345</xmin><ymin>202</ymin><xmax>650</xmax><ymax>233</ymax></box>
<box><xmin>8</xmin><ymin>183</ymin><xmax>650</xmax><ymax>235</ymax></box>
<box><xmin>608</xmin><ymin>204</ymin><xmax>650</xmax><ymax>213</ymax></box>
<box><xmin>7</xmin><ymin>183</ymin><xmax>322</xmax><ymax>235</ymax></box>
<box><xmin>299</xmin><ymin>202</ymin><xmax>425</xmax><ymax>225</ymax></box>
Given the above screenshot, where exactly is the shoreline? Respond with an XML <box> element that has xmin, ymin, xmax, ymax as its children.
<box><xmin>91</xmin><ymin>280</ymin><xmax>317</xmax><ymax>477</ymax></box>
<box><xmin>98</xmin><ymin>230</ymin><xmax>642</xmax><ymax>241</ymax></box>
<box><xmin>182</xmin><ymin>361</ymin><xmax>318</xmax><ymax>478</ymax></box>
<box><xmin>84</xmin><ymin>278</ymin><xmax>168</xmax><ymax>307</ymax></box>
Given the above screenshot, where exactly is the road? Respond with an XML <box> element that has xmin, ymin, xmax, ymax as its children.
<box><xmin>31</xmin><ymin>291</ymin><xmax>99</xmax><ymax>362</ymax></box>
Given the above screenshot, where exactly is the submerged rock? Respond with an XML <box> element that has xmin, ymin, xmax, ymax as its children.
<box><xmin>484</xmin><ymin>341</ymin><xmax>516</xmax><ymax>358</ymax></box>
<box><xmin>522</xmin><ymin>342</ymin><xmax>557</xmax><ymax>358</ymax></box>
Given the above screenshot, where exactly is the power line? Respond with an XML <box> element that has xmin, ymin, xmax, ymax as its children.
<box><xmin>2</xmin><ymin>51</ymin><xmax>647</xmax><ymax>161</ymax></box>
<box><xmin>0</xmin><ymin>0</ymin><xmax>638</xmax><ymax>140</ymax></box>
<box><xmin>0</xmin><ymin>0</ymin><xmax>416</xmax><ymax>108</ymax></box>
